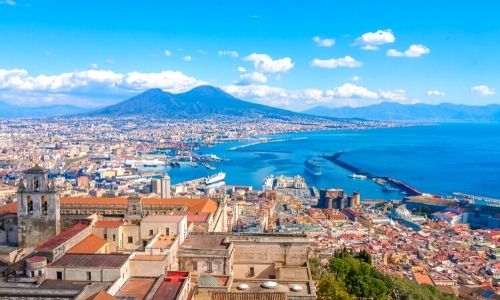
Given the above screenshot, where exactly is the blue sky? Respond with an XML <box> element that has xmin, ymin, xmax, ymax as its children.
<box><xmin>0</xmin><ymin>0</ymin><xmax>499</xmax><ymax>110</ymax></box>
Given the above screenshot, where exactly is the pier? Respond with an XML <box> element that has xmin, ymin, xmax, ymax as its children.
<box><xmin>323</xmin><ymin>152</ymin><xmax>423</xmax><ymax>197</ymax></box>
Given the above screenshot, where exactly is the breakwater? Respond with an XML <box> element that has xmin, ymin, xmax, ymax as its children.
<box><xmin>323</xmin><ymin>152</ymin><xmax>423</xmax><ymax>196</ymax></box>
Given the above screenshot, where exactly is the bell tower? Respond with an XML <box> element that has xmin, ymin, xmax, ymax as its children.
<box><xmin>17</xmin><ymin>165</ymin><xmax>60</xmax><ymax>249</ymax></box>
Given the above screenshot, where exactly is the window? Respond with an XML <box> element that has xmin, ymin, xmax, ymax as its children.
<box><xmin>41</xmin><ymin>196</ymin><xmax>48</xmax><ymax>215</ymax></box>
<box><xmin>249</xmin><ymin>267</ymin><xmax>255</xmax><ymax>276</ymax></box>
<box><xmin>128</xmin><ymin>236</ymin><xmax>133</xmax><ymax>243</ymax></box>
<box><xmin>207</xmin><ymin>261</ymin><xmax>213</xmax><ymax>272</ymax></box>
<box><xmin>165</xmin><ymin>227</ymin><xmax>170</xmax><ymax>236</ymax></box>
<box><xmin>149</xmin><ymin>229</ymin><xmax>154</xmax><ymax>236</ymax></box>
<box><xmin>56</xmin><ymin>271</ymin><xmax>63</xmax><ymax>280</ymax></box>
<box><xmin>86</xmin><ymin>272</ymin><xmax>92</xmax><ymax>281</ymax></box>
<box><xmin>112</xmin><ymin>234</ymin><xmax>116</xmax><ymax>241</ymax></box>
<box><xmin>104</xmin><ymin>233</ymin><xmax>107</xmax><ymax>239</ymax></box>
<box><xmin>192</xmin><ymin>261</ymin><xmax>197</xmax><ymax>271</ymax></box>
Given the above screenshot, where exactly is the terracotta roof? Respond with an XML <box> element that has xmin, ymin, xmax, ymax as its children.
<box><xmin>142</xmin><ymin>198</ymin><xmax>218</xmax><ymax>214</ymax></box>
<box><xmin>61</xmin><ymin>197</ymin><xmax>128</xmax><ymax>206</ymax></box>
<box><xmin>116</xmin><ymin>278</ymin><xmax>156</xmax><ymax>300</ymax></box>
<box><xmin>86</xmin><ymin>291</ymin><xmax>117</xmax><ymax>300</ymax></box>
<box><xmin>94</xmin><ymin>220</ymin><xmax>124</xmax><ymax>228</ymax></box>
<box><xmin>36</xmin><ymin>223</ymin><xmax>90</xmax><ymax>252</ymax></box>
<box><xmin>49</xmin><ymin>253</ymin><xmax>129</xmax><ymax>268</ymax></box>
<box><xmin>187</xmin><ymin>213</ymin><xmax>210</xmax><ymax>223</ymax></box>
<box><xmin>0</xmin><ymin>202</ymin><xmax>17</xmax><ymax>214</ymax></box>
<box><xmin>413</xmin><ymin>271</ymin><xmax>434</xmax><ymax>286</ymax></box>
<box><xmin>67</xmin><ymin>234</ymin><xmax>108</xmax><ymax>254</ymax></box>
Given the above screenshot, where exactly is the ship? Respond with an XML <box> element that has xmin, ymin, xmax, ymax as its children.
<box><xmin>382</xmin><ymin>184</ymin><xmax>399</xmax><ymax>192</ymax></box>
<box><xmin>304</xmin><ymin>159</ymin><xmax>321</xmax><ymax>176</ymax></box>
<box><xmin>205</xmin><ymin>172</ymin><xmax>226</xmax><ymax>185</ymax></box>
<box><xmin>349</xmin><ymin>173</ymin><xmax>367</xmax><ymax>179</ymax></box>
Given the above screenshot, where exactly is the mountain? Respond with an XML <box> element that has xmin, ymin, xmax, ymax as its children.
<box><xmin>0</xmin><ymin>100</ymin><xmax>89</xmax><ymax>118</ymax></box>
<box><xmin>89</xmin><ymin>85</ymin><xmax>303</xmax><ymax>118</ymax></box>
<box><xmin>304</xmin><ymin>102</ymin><xmax>500</xmax><ymax>122</ymax></box>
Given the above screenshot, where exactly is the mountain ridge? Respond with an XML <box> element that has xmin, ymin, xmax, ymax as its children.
<box><xmin>88</xmin><ymin>85</ymin><xmax>306</xmax><ymax>118</ymax></box>
<box><xmin>0</xmin><ymin>100</ymin><xmax>89</xmax><ymax>119</ymax></box>
<box><xmin>304</xmin><ymin>102</ymin><xmax>500</xmax><ymax>122</ymax></box>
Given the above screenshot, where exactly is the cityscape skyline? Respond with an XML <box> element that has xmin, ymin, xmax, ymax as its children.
<box><xmin>1</xmin><ymin>0</ymin><xmax>499</xmax><ymax>110</ymax></box>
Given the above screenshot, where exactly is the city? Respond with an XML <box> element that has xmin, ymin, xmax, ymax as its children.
<box><xmin>1</xmin><ymin>1</ymin><xmax>500</xmax><ymax>300</ymax></box>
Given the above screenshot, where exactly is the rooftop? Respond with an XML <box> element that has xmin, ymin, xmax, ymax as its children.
<box><xmin>151</xmin><ymin>272</ymin><xmax>189</xmax><ymax>300</ymax></box>
<box><xmin>181</xmin><ymin>234</ymin><xmax>229</xmax><ymax>250</ymax></box>
<box><xmin>94</xmin><ymin>220</ymin><xmax>125</xmax><ymax>228</ymax></box>
<box><xmin>143</xmin><ymin>214</ymin><xmax>186</xmax><ymax>223</ymax></box>
<box><xmin>49</xmin><ymin>253</ymin><xmax>129</xmax><ymax>268</ymax></box>
<box><xmin>61</xmin><ymin>197</ymin><xmax>128</xmax><ymax>207</ymax></box>
<box><xmin>116</xmin><ymin>277</ymin><xmax>156</xmax><ymax>300</ymax></box>
<box><xmin>131</xmin><ymin>255</ymin><xmax>167</xmax><ymax>261</ymax></box>
<box><xmin>0</xmin><ymin>202</ymin><xmax>17</xmax><ymax>214</ymax></box>
<box><xmin>36</xmin><ymin>223</ymin><xmax>90</xmax><ymax>253</ymax></box>
<box><xmin>67</xmin><ymin>234</ymin><xmax>108</xmax><ymax>254</ymax></box>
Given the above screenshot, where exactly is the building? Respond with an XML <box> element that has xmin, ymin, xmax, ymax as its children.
<box><xmin>152</xmin><ymin>175</ymin><xmax>171</xmax><ymax>199</ymax></box>
<box><xmin>16</xmin><ymin>165</ymin><xmax>61</xmax><ymax>248</ymax></box>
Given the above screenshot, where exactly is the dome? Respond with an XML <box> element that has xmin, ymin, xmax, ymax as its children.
<box><xmin>261</xmin><ymin>281</ymin><xmax>278</xmax><ymax>289</ymax></box>
<box><xmin>237</xmin><ymin>283</ymin><xmax>250</xmax><ymax>290</ymax></box>
<box><xmin>290</xmin><ymin>285</ymin><xmax>303</xmax><ymax>292</ymax></box>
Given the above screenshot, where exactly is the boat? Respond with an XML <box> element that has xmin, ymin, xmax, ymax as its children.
<box><xmin>202</xmin><ymin>162</ymin><xmax>215</xmax><ymax>170</ymax></box>
<box><xmin>169</xmin><ymin>162</ymin><xmax>181</xmax><ymax>168</ymax></box>
<box><xmin>349</xmin><ymin>173</ymin><xmax>367</xmax><ymax>179</ymax></box>
<box><xmin>205</xmin><ymin>172</ymin><xmax>226</xmax><ymax>185</ymax></box>
<box><xmin>382</xmin><ymin>184</ymin><xmax>399</xmax><ymax>192</ymax></box>
<box><xmin>304</xmin><ymin>160</ymin><xmax>321</xmax><ymax>176</ymax></box>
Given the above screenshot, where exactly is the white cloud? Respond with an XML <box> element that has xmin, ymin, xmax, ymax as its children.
<box><xmin>218</xmin><ymin>50</ymin><xmax>239</xmax><ymax>58</ymax></box>
<box><xmin>0</xmin><ymin>68</ymin><xmax>206</xmax><ymax>105</ymax></box>
<box><xmin>387</xmin><ymin>44</ymin><xmax>430</xmax><ymax>58</ymax></box>
<box><xmin>360</xmin><ymin>45</ymin><xmax>379</xmax><ymax>51</ymax></box>
<box><xmin>237</xmin><ymin>66</ymin><xmax>247</xmax><ymax>73</ymax></box>
<box><xmin>237</xmin><ymin>72</ymin><xmax>268</xmax><ymax>85</ymax></box>
<box><xmin>355</xmin><ymin>29</ymin><xmax>395</xmax><ymax>50</ymax></box>
<box><xmin>182</xmin><ymin>55</ymin><xmax>192</xmax><ymax>62</ymax></box>
<box><xmin>311</xmin><ymin>56</ymin><xmax>362</xmax><ymax>69</ymax></box>
<box><xmin>351</xmin><ymin>76</ymin><xmax>360</xmax><ymax>82</ymax></box>
<box><xmin>0</xmin><ymin>0</ymin><xmax>15</xmax><ymax>6</ymax></box>
<box><xmin>243</xmin><ymin>53</ymin><xmax>294</xmax><ymax>73</ymax></box>
<box><xmin>164</xmin><ymin>50</ymin><xmax>172</xmax><ymax>57</ymax></box>
<box><xmin>427</xmin><ymin>90</ymin><xmax>445</xmax><ymax>96</ymax></box>
<box><xmin>334</xmin><ymin>83</ymin><xmax>378</xmax><ymax>99</ymax></box>
<box><xmin>379</xmin><ymin>89</ymin><xmax>407</xmax><ymax>101</ymax></box>
<box><xmin>221</xmin><ymin>83</ymin><xmax>414</xmax><ymax>110</ymax></box>
<box><xmin>312</xmin><ymin>36</ymin><xmax>335</xmax><ymax>47</ymax></box>
<box><xmin>472</xmin><ymin>85</ymin><xmax>495</xmax><ymax>96</ymax></box>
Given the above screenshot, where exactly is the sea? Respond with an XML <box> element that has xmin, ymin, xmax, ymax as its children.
<box><xmin>161</xmin><ymin>122</ymin><xmax>500</xmax><ymax>200</ymax></box>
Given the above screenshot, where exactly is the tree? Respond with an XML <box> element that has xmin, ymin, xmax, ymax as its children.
<box><xmin>355</xmin><ymin>249</ymin><xmax>372</xmax><ymax>264</ymax></box>
<box><xmin>317</xmin><ymin>273</ymin><xmax>353</xmax><ymax>300</ymax></box>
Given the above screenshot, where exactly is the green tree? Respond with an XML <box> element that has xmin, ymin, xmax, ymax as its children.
<box><xmin>317</xmin><ymin>273</ymin><xmax>353</xmax><ymax>300</ymax></box>
<box><xmin>355</xmin><ymin>249</ymin><xmax>372</xmax><ymax>264</ymax></box>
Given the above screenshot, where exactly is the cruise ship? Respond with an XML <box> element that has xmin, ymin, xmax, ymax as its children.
<box><xmin>304</xmin><ymin>159</ymin><xmax>321</xmax><ymax>176</ymax></box>
<box><xmin>204</xmin><ymin>172</ymin><xmax>226</xmax><ymax>185</ymax></box>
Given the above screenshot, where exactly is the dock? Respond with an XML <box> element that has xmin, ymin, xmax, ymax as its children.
<box><xmin>323</xmin><ymin>152</ymin><xmax>423</xmax><ymax>197</ymax></box>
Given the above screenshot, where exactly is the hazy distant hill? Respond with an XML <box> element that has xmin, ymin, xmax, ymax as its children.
<box><xmin>89</xmin><ymin>85</ymin><xmax>304</xmax><ymax>118</ymax></box>
<box><xmin>304</xmin><ymin>102</ymin><xmax>500</xmax><ymax>121</ymax></box>
<box><xmin>0</xmin><ymin>100</ymin><xmax>88</xmax><ymax>118</ymax></box>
